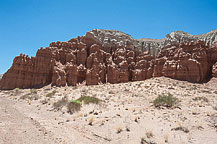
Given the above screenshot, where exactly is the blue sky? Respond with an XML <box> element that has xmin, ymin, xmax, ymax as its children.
<box><xmin>0</xmin><ymin>0</ymin><xmax>217</xmax><ymax>74</ymax></box>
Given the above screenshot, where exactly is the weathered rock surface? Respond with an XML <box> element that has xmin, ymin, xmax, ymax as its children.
<box><xmin>0</xmin><ymin>29</ymin><xmax>217</xmax><ymax>90</ymax></box>
<box><xmin>157</xmin><ymin>41</ymin><xmax>209</xmax><ymax>82</ymax></box>
<box><xmin>0</xmin><ymin>48</ymin><xmax>53</xmax><ymax>89</ymax></box>
<box><xmin>138</xmin><ymin>29</ymin><xmax>217</xmax><ymax>56</ymax></box>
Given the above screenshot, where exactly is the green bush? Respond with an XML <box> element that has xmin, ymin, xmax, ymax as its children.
<box><xmin>153</xmin><ymin>93</ymin><xmax>178</xmax><ymax>108</ymax></box>
<box><xmin>67</xmin><ymin>96</ymin><xmax>101</xmax><ymax>114</ymax></box>
<box><xmin>77</xmin><ymin>96</ymin><xmax>101</xmax><ymax>104</ymax></box>
<box><xmin>70</xmin><ymin>100</ymin><xmax>82</xmax><ymax>104</ymax></box>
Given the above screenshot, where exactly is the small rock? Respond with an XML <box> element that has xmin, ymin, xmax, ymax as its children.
<box><xmin>171</xmin><ymin>127</ymin><xmax>189</xmax><ymax>133</ymax></box>
<box><xmin>66</xmin><ymin>119</ymin><xmax>70</xmax><ymax>122</ymax></box>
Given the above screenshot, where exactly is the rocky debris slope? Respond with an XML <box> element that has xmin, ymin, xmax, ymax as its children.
<box><xmin>0</xmin><ymin>29</ymin><xmax>217</xmax><ymax>90</ymax></box>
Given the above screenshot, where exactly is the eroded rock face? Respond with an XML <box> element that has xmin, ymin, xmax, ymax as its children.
<box><xmin>160</xmin><ymin>41</ymin><xmax>209</xmax><ymax>82</ymax></box>
<box><xmin>155</xmin><ymin>40</ymin><xmax>217</xmax><ymax>82</ymax></box>
<box><xmin>0</xmin><ymin>29</ymin><xmax>217</xmax><ymax>90</ymax></box>
<box><xmin>0</xmin><ymin>48</ymin><xmax>53</xmax><ymax>89</ymax></box>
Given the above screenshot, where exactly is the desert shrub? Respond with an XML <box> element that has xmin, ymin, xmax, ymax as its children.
<box><xmin>88</xmin><ymin>116</ymin><xmax>94</xmax><ymax>125</ymax></box>
<box><xmin>140</xmin><ymin>137</ymin><xmax>146</xmax><ymax>144</ymax></box>
<box><xmin>200</xmin><ymin>90</ymin><xmax>212</xmax><ymax>94</ymax></box>
<box><xmin>67</xmin><ymin>100</ymin><xmax>82</xmax><ymax>114</ymax></box>
<box><xmin>14</xmin><ymin>88</ymin><xmax>21</xmax><ymax>95</ymax></box>
<box><xmin>53</xmin><ymin>97</ymin><xmax>68</xmax><ymax>110</ymax></box>
<box><xmin>67</xmin><ymin>96</ymin><xmax>101</xmax><ymax>114</ymax></box>
<box><xmin>153</xmin><ymin>93</ymin><xmax>178</xmax><ymax>108</ymax></box>
<box><xmin>14</xmin><ymin>88</ymin><xmax>20</xmax><ymax>91</ymax></box>
<box><xmin>30</xmin><ymin>94</ymin><xmax>40</xmax><ymax>100</ymax></box>
<box><xmin>30</xmin><ymin>89</ymin><xmax>37</xmax><ymax>94</ymax></box>
<box><xmin>70</xmin><ymin>99</ymin><xmax>82</xmax><ymax>104</ymax></box>
<box><xmin>193</xmin><ymin>96</ymin><xmax>209</xmax><ymax>103</ymax></box>
<box><xmin>140</xmin><ymin>137</ymin><xmax>152</xmax><ymax>144</ymax></box>
<box><xmin>19</xmin><ymin>89</ymin><xmax>39</xmax><ymax>100</ymax></box>
<box><xmin>46</xmin><ymin>90</ymin><xmax>56</xmax><ymax>98</ymax></box>
<box><xmin>146</xmin><ymin>130</ymin><xmax>154</xmax><ymax>138</ymax></box>
<box><xmin>20</xmin><ymin>93</ymin><xmax>39</xmax><ymax>100</ymax></box>
<box><xmin>77</xmin><ymin>96</ymin><xmax>101</xmax><ymax>104</ymax></box>
<box><xmin>116</xmin><ymin>125</ymin><xmax>122</xmax><ymax>134</ymax></box>
<box><xmin>20</xmin><ymin>94</ymin><xmax>30</xmax><ymax>100</ymax></box>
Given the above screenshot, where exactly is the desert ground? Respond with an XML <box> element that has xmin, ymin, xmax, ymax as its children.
<box><xmin>0</xmin><ymin>77</ymin><xmax>217</xmax><ymax>144</ymax></box>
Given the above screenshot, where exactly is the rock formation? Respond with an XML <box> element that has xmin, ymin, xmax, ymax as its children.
<box><xmin>138</xmin><ymin>29</ymin><xmax>217</xmax><ymax>56</ymax></box>
<box><xmin>0</xmin><ymin>29</ymin><xmax>217</xmax><ymax>90</ymax></box>
<box><xmin>156</xmin><ymin>40</ymin><xmax>217</xmax><ymax>82</ymax></box>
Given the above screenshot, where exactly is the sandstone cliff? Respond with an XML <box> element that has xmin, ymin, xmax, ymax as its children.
<box><xmin>0</xmin><ymin>29</ymin><xmax>217</xmax><ymax>90</ymax></box>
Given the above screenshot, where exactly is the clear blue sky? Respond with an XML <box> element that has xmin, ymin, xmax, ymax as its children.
<box><xmin>0</xmin><ymin>0</ymin><xmax>217</xmax><ymax>74</ymax></box>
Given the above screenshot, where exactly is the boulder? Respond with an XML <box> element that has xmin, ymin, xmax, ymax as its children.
<box><xmin>212</xmin><ymin>62</ymin><xmax>217</xmax><ymax>78</ymax></box>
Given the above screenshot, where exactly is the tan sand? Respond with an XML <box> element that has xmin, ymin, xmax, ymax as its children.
<box><xmin>0</xmin><ymin>77</ymin><xmax>216</xmax><ymax>144</ymax></box>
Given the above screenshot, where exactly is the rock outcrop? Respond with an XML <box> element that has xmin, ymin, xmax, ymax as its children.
<box><xmin>0</xmin><ymin>48</ymin><xmax>53</xmax><ymax>89</ymax></box>
<box><xmin>0</xmin><ymin>29</ymin><xmax>217</xmax><ymax>90</ymax></box>
<box><xmin>156</xmin><ymin>41</ymin><xmax>210</xmax><ymax>82</ymax></box>
<box><xmin>137</xmin><ymin>29</ymin><xmax>217</xmax><ymax>56</ymax></box>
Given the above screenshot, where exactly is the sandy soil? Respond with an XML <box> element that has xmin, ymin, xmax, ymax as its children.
<box><xmin>0</xmin><ymin>77</ymin><xmax>217</xmax><ymax>144</ymax></box>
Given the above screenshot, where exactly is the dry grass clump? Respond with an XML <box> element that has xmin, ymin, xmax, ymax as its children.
<box><xmin>193</xmin><ymin>96</ymin><xmax>209</xmax><ymax>103</ymax></box>
<box><xmin>30</xmin><ymin>89</ymin><xmax>37</xmax><ymax>94</ymax></box>
<box><xmin>67</xmin><ymin>100</ymin><xmax>82</xmax><ymax>114</ymax></box>
<box><xmin>67</xmin><ymin>96</ymin><xmax>101</xmax><ymax>114</ymax></box>
<box><xmin>46</xmin><ymin>90</ymin><xmax>56</xmax><ymax>98</ymax></box>
<box><xmin>53</xmin><ymin>96</ymin><xmax>68</xmax><ymax>111</ymax></box>
<box><xmin>140</xmin><ymin>137</ymin><xmax>147</xmax><ymax>144</ymax></box>
<box><xmin>140</xmin><ymin>137</ymin><xmax>156</xmax><ymax>144</ymax></box>
<box><xmin>20</xmin><ymin>94</ymin><xmax>30</xmax><ymax>100</ymax></box>
<box><xmin>13</xmin><ymin>88</ymin><xmax>22</xmax><ymax>95</ymax></box>
<box><xmin>140</xmin><ymin>130</ymin><xmax>155</xmax><ymax>144</ymax></box>
<box><xmin>200</xmin><ymin>89</ymin><xmax>212</xmax><ymax>94</ymax></box>
<box><xmin>20</xmin><ymin>89</ymin><xmax>39</xmax><ymax>100</ymax></box>
<box><xmin>88</xmin><ymin>116</ymin><xmax>94</xmax><ymax>125</ymax></box>
<box><xmin>20</xmin><ymin>94</ymin><xmax>39</xmax><ymax>100</ymax></box>
<box><xmin>116</xmin><ymin>125</ymin><xmax>122</xmax><ymax>134</ymax></box>
<box><xmin>164</xmin><ymin>133</ymin><xmax>169</xmax><ymax>143</ymax></box>
<box><xmin>153</xmin><ymin>93</ymin><xmax>178</xmax><ymax>108</ymax></box>
<box><xmin>145</xmin><ymin>130</ymin><xmax>154</xmax><ymax>138</ymax></box>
